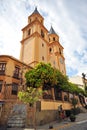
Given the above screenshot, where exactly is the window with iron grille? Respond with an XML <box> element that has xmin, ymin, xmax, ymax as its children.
<box><xmin>54</xmin><ymin>87</ymin><xmax>62</xmax><ymax>101</ymax></box>
<box><xmin>0</xmin><ymin>62</ymin><xmax>6</xmax><ymax>75</ymax></box>
<box><xmin>13</xmin><ymin>66</ymin><xmax>20</xmax><ymax>79</ymax></box>
<box><xmin>12</xmin><ymin>83</ymin><xmax>18</xmax><ymax>95</ymax></box>
<box><xmin>0</xmin><ymin>80</ymin><xmax>3</xmax><ymax>92</ymax></box>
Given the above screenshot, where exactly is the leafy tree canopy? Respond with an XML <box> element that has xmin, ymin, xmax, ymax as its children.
<box><xmin>18</xmin><ymin>87</ymin><xmax>43</xmax><ymax>106</ymax></box>
<box><xmin>25</xmin><ymin>62</ymin><xmax>57</xmax><ymax>89</ymax></box>
<box><xmin>54</xmin><ymin>68</ymin><xmax>69</xmax><ymax>90</ymax></box>
<box><xmin>25</xmin><ymin>62</ymin><xmax>86</xmax><ymax>96</ymax></box>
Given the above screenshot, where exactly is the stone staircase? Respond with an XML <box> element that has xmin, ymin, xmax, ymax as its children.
<box><xmin>7</xmin><ymin>115</ymin><xmax>26</xmax><ymax>128</ymax></box>
<box><xmin>7</xmin><ymin>104</ymin><xmax>27</xmax><ymax>128</ymax></box>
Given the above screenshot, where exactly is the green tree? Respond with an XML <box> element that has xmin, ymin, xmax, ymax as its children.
<box><xmin>68</xmin><ymin>82</ymin><xmax>85</xmax><ymax>95</ymax></box>
<box><xmin>25</xmin><ymin>62</ymin><xmax>57</xmax><ymax>90</ymax></box>
<box><xmin>71</xmin><ymin>98</ymin><xmax>78</xmax><ymax>109</ymax></box>
<box><xmin>18</xmin><ymin>87</ymin><xmax>43</xmax><ymax>106</ymax></box>
<box><xmin>54</xmin><ymin>68</ymin><xmax>69</xmax><ymax>91</ymax></box>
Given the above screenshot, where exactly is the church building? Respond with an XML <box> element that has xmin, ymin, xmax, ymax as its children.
<box><xmin>20</xmin><ymin>7</ymin><xmax>66</xmax><ymax>75</ymax></box>
<box><xmin>0</xmin><ymin>7</ymin><xmax>81</xmax><ymax>126</ymax></box>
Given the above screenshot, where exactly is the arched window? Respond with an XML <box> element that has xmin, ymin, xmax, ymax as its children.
<box><xmin>42</xmin><ymin>56</ymin><xmax>44</xmax><ymax>60</ymax></box>
<box><xmin>42</xmin><ymin>43</ymin><xmax>44</xmax><ymax>47</ymax></box>
<box><xmin>41</xmin><ymin>29</ymin><xmax>44</xmax><ymax>38</ymax></box>
<box><xmin>49</xmin><ymin>48</ymin><xmax>52</xmax><ymax>53</ymax></box>
<box><xmin>30</xmin><ymin>18</ymin><xmax>31</xmax><ymax>23</ymax></box>
<box><xmin>28</xmin><ymin>29</ymin><xmax>31</xmax><ymax>35</ymax></box>
<box><xmin>53</xmin><ymin>37</ymin><xmax>55</xmax><ymax>41</ymax></box>
<box><xmin>59</xmin><ymin>48</ymin><xmax>61</xmax><ymax>54</ymax></box>
<box><xmin>41</xmin><ymin>20</ymin><xmax>43</xmax><ymax>24</ymax></box>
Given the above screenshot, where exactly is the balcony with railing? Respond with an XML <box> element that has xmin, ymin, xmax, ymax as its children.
<box><xmin>13</xmin><ymin>66</ymin><xmax>20</xmax><ymax>79</ymax></box>
<box><xmin>0</xmin><ymin>63</ymin><xmax>6</xmax><ymax>75</ymax></box>
<box><xmin>0</xmin><ymin>70</ymin><xmax>5</xmax><ymax>75</ymax></box>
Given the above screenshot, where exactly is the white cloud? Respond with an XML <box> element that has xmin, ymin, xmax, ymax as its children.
<box><xmin>0</xmin><ymin>0</ymin><xmax>87</xmax><ymax>77</ymax></box>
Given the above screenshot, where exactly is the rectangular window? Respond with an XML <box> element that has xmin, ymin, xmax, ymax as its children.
<box><xmin>12</xmin><ymin>83</ymin><xmax>18</xmax><ymax>95</ymax></box>
<box><xmin>42</xmin><ymin>56</ymin><xmax>44</xmax><ymax>60</ymax></box>
<box><xmin>42</xmin><ymin>43</ymin><xmax>44</xmax><ymax>47</ymax></box>
<box><xmin>28</xmin><ymin>29</ymin><xmax>31</xmax><ymax>35</ymax></box>
<box><xmin>41</xmin><ymin>29</ymin><xmax>44</xmax><ymax>38</ymax></box>
<box><xmin>13</xmin><ymin>66</ymin><xmax>20</xmax><ymax>79</ymax></box>
<box><xmin>0</xmin><ymin>62</ymin><xmax>6</xmax><ymax>75</ymax></box>
<box><xmin>54</xmin><ymin>88</ymin><xmax>62</xmax><ymax>101</ymax></box>
<box><xmin>0</xmin><ymin>80</ymin><xmax>3</xmax><ymax>92</ymax></box>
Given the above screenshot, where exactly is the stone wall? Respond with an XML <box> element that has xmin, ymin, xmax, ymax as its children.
<box><xmin>0</xmin><ymin>100</ymin><xmax>16</xmax><ymax>125</ymax></box>
<box><xmin>0</xmin><ymin>99</ymin><xmax>83</xmax><ymax>126</ymax></box>
<box><xmin>36</xmin><ymin>110</ymin><xmax>57</xmax><ymax>125</ymax></box>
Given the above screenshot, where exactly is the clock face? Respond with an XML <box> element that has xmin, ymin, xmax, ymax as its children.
<box><xmin>60</xmin><ymin>58</ymin><xmax>63</xmax><ymax>64</ymax></box>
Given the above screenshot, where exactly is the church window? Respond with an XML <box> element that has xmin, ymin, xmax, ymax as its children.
<box><xmin>42</xmin><ymin>43</ymin><xmax>44</xmax><ymax>47</ymax></box>
<box><xmin>42</xmin><ymin>56</ymin><xmax>44</xmax><ymax>60</ymax></box>
<box><xmin>30</xmin><ymin>18</ymin><xmax>31</xmax><ymax>23</ymax></box>
<box><xmin>28</xmin><ymin>29</ymin><xmax>31</xmax><ymax>35</ymax></box>
<box><xmin>60</xmin><ymin>58</ymin><xmax>63</xmax><ymax>64</ymax></box>
<box><xmin>53</xmin><ymin>37</ymin><xmax>55</xmax><ymax>41</ymax></box>
<box><xmin>41</xmin><ymin>29</ymin><xmax>44</xmax><ymax>38</ymax></box>
<box><xmin>49</xmin><ymin>48</ymin><xmax>52</xmax><ymax>53</ymax></box>
<box><xmin>59</xmin><ymin>48</ymin><xmax>61</xmax><ymax>54</ymax></box>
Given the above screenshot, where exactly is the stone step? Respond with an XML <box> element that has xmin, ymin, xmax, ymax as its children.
<box><xmin>8</xmin><ymin>117</ymin><xmax>25</xmax><ymax>120</ymax></box>
<box><xmin>8</xmin><ymin>119</ymin><xmax>25</xmax><ymax>124</ymax></box>
<box><xmin>7</xmin><ymin>115</ymin><xmax>26</xmax><ymax>128</ymax></box>
<box><xmin>7</xmin><ymin>123</ymin><xmax>25</xmax><ymax>127</ymax></box>
<box><xmin>7</xmin><ymin>104</ymin><xmax>27</xmax><ymax>128</ymax></box>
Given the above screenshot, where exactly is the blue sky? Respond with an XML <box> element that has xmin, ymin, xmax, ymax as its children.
<box><xmin>0</xmin><ymin>0</ymin><xmax>87</xmax><ymax>77</ymax></box>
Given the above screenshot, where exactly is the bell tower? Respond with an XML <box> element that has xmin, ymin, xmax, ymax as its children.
<box><xmin>48</xmin><ymin>26</ymin><xmax>66</xmax><ymax>74</ymax></box>
<box><xmin>20</xmin><ymin>7</ymin><xmax>66</xmax><ymax>74</ymax></box>
<box><xmin>20</xmin><ymin>7</ymin><xmax>49</xmax><ymax>67</ymax></box>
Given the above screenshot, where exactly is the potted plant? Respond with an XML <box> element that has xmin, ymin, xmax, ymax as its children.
<box><xmin>49</xmin><ymin>125</ymin><xmax>53</xmax><ymax>129</ymax></box>
<box><xmin>70</xmin><ymin>114</ymin><xmax>76</xmax><ymax>122</ymax></box>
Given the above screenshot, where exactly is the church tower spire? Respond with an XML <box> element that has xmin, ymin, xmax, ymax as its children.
<box><xmin>32</xmin><ymin>7</ymin><xmax>40</xmax><ymax>14</ymax></box>
<box><xmin>49</xmin><ymin>26</ymin><xmax>57</xmax><ymax>34</ymax></box>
